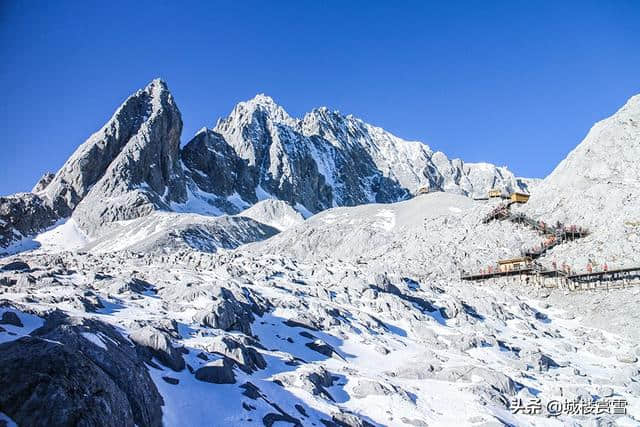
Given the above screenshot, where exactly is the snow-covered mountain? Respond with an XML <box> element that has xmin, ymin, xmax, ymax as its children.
<box><xmin>183</xmin><ymin>94</ymin><xmax>531</xmax><ymax>215</ymax></box>
<box><xmin>1</xmin><ymin>79</ymin><xmax>531</xmax><ymax>249</ymax></box>
<box><xmin>519</xmin><ymin>94</ymin><xmax>640</xmax><ymax>270</ymax></box>
<box><xmin>1</xmin><ymin>82</ymin><xmax>639</xmax><ymax>427</ymax></box>
<box><xmin>2</xmin><ymin>191</ymin><xmax>638</xmax><ymax>426</ymax></box>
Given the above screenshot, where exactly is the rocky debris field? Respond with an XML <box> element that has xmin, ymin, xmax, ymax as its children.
<box><xmin>1</xmin><ymin>216</ymin><xmax>639</xmax><ymax>426</ymax></box>
<box><xmin>0</xmin><ymin>82</ymin><xmax>639</xmax><ymax>426</ymax></box>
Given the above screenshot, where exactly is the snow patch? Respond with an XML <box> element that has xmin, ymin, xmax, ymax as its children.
<box><xmin>81</xmin><ymin>332</ymin><xmax>108</xmax><ymax>350</ymax></box>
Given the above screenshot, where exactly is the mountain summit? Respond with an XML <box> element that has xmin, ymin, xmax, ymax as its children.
<box><xmin>1</xmin><ymin>82</ymin><xmax>640</xmax><ymax>427</ymax></box>
<box><xmin>183</xmin><ymin>92</ymin><xmax>531</xmax><ymax>215</ymax></box>
<box><xmin>1</xmin><ymin>80</ymin><xmax>531</xmax><ymax>247</ymax></box>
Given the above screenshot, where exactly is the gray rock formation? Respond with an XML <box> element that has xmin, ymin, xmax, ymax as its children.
<box><xmin>204</xmin><ymin>335</ymin><xmax>266</xmax><ymax>374</ymax></box>
<box><xmin>180</xmin><ymin>95</ymin><xmax>530</xmax><ymax>216</ymax></box>
<box><xmin>0</xmin><ymin>193</ymin><xmax>58</xmax><ymax>248</ymax></box>
<box><xmin>0</xmin><ymin>308</ymin><xmax>163</xmax><ymax>427</ymax></box>
<box><xmin>70</xmin><ymin>79</ymin><xmax>187</xmax><ymax>236</ymax></box>
<box><xmin>129</xmin><ymin>326</ymin><xmax>185</xmax><ymax>372</ymax></box>
<box><xmin>32</xmin><ymin>172</ymin><xmax>55</xmax><ymax>193</ymax></box>
<box><xmin>193</xmin><ymin>287</ymin><xmax>254</xmax><ymax>334</ymax></box>
<box><xmin>194</xmin><ymin>358</ymin><xmax>236</xmax><ymax>384</ymax></box>
<box><xmin>1</xmin><ymin>79</ymin><xmax>188</xmax><ymax>246</ymax></box>
<box><xmin>1</xmin><ymin>82</ymin><xmax>533</xmax><ymax>249</ymax></box>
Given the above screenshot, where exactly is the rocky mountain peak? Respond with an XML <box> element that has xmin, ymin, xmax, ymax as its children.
<box><xmin>41</xmin><ymin>78</ymin><xmax>182</xmax><ymax>217</ymax></box>
<box><xmin>215</xmin><ymin>93</ymin><xmax>298</xmax><ymax>135</ymax></box>
<box><xmin>301</xmin><ymin>107</ymin><xmax>365</xmax><ymax>149</ymax></box>
<box><xmin>68</xmin><ymin>79</ymin><xmax>187</xmax><ymax>236</ymax></box>
<box><xmin>522</xmin><ymin>93</ymin><xmax>640</xmax><ymax>239</ymax></box>
<box><xmin>535</xmin><ymin>92</ymin><xmax>640</xmax><ymax>193</ymax></box>
<box><xmin>2</xmin><ymin>81</ymin><xmax>535</xmax><ymax>249</ymax></box>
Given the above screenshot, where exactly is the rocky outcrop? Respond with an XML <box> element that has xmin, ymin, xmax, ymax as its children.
<box><xmin>204</xmin><ymin>335</ymin><xmax>266</xmax><ymax>374</ymax></box>
<box><xmin>193</xmin><ymin>287</ymin><xmax>254</xmax><ymax>334</ymax></box>
<box><xmin>181</xmin><ymin>95</ymin><xmax>530</xmax><ymax>215</ymax></box>
<box><xmin>0</xmin><ymin>193</ymin><xmax>58</xmax><ymax>248</ymax></box>
<box><xmin>70</xmin><ymin>79</ymin><xmax>187</xmax><ymax>236</ymax></box>
<box><xmin>0</xmin><ymin>309</ymin><xmax>163</xmax><ymax>427</ymax></box>
<box><xmin>32</xmin><ymin>172</ymin><xmax>55</xmax><ymax>193</ymax></box>
<box><xmin>273</xmin><ymin>365</ymin><xmax>335</xmax><ymax>402</ymax></box>
<box><xmin>129</xmin><ymin>326</ymin><xmax>185</xmax><ymax>372</ymax></box>
<box><xmin>194</xmin><ymin>358</ymin><xmax>236</xmax><ymax>384</ymax></box>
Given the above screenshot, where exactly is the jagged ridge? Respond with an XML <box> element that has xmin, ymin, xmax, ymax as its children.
<box><xmin>1</xmin><ymin>80</ymin><xmax>532</xmax><ymax>248</ymax></box>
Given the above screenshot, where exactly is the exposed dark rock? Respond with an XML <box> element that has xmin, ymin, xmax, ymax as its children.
<box><xmin>0</xmin><ymin>311</ymin><xmax>23</xmax><ymax>327</ymax></box>
<box><xmin>206</xmin><ymin>335</ymin><xmax>266</xmax><ymax>374</ymax></box>
<box><xmin>1</xmin><ymin>261</ymin><xmax>30</xmax><ymax>272</ymax></box>
<box><xmin>240</xmin><ymin>382</ymin><xmax>263</xmax><ymax>399</ymax></box>
<box><xmin>329</xmin><ymin>411</ymin><xmax>375</xmax><ymax>427</ymax></box>
<box><xmin>110</xmin><ymin>277</ymin><xmax>154</xmax><ymax>295</ymax></box>
<box><xmin>195</xmin><ymin>358</ymin><xmax>236</xmax><ymax>384</ymax></box>
<box><xmin>306</xmin><ymin>339</ymin><xmax>344</xmax><ymax>360</ymax></box>
<box><xmin>129</xmin><ymin>326</ymin><xmax>185</xmax><ymax>372</ymax></box>
<box><xmin>0</xmin><ymin>277</ymin><xmax>14</xmax><ymax>287</ymax></box>
<box><xmin>194</xmin><ymin>287</ymin><xmax>254</xmax><ymax>334</ymax></box>
<box><xmin>161</xmin><ymin>376</ymin><xmax>179</xmax><ymax>385</ymax></box>
<box><xmin>284</xmin><ymin>318</ymin><xmax>320</xmax><ymax>331</ymax></box>
<box><xmin>299</xmin><ymin>331</ymin><xmax>316</xmax><ymax>340</ymax></box>
<box><xmin>262</xmin><ymin>404</ymin><xmax>302</xmax><ymax>427</ymax></box>
<box><xmin>0</xmin><ymin>310</ymin><xmax>163</xmax><ymax>427</ymax></box>
<box><xmin>294</xmin><ymin>404</ymin><xmax>308</xmax><ymax>417</ymax></box>
<box><xmin>0</xmin><ymin>193</ymin><xmax>58</xmax><ymax>248</ymax></box>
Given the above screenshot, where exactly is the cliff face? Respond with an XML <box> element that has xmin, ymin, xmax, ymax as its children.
<box><xmin>1</xmin><ymin>81</ymin><xmax>530</xmax><ymax>246</ymax></box>
<box><xmin>180</xmin><ymin>94</ymin><xmax>529</xmax><ymax>216</ymax></box>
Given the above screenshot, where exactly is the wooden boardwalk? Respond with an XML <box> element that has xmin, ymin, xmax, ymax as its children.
<box><xmin>461</xmin><ymin>265</ymin><xmax>640</xmax><ymax>291</ymax></box>
<box><xmin>460</xmin><ymin>267</ymin><xmax>534</xmax><ymax>281</ymax></box>
<box><xmin>482</xmin><ymin>202</ymin><xmax>588</xmax><ymax>260</ymax></box>
<box><xmin>464</xmin><ymin>202</ymin><xmax>636</xmax><ymax>291</ymax></box>
<box><xmin>567</xmin><ymin>266</ymin><xmax>640</xmax><ymax>285</ymax></box>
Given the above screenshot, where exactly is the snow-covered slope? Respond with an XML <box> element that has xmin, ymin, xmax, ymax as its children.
<box><xmin>2</xmin><ymin>191</ymin><xmax>638</xmax><ymax>426</ymax></box>
<box><xmin>253</xmin><ymin>192</ymin><xmax>540</xmax><ymax>279</ymax></box>
<box><xmin>521</xmin><ymin>94</ymin><xmax>640</xmax><ymax>270</ymax></box>
<box><xmin>238</xmin><ymin>200</ymin><xmax>305</xmax><ymax>231</ymax></box>
<box><xmin>182</xmin><ymin>95</ymin><xmax>530</xmax><ymax>215</ymax></box>
<box><xmin>83</xmin><ymin>212</ymin><xmax>279</xmax><ymax>254</ymax></box>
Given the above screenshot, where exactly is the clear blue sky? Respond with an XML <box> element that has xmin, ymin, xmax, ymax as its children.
<box><xmin>1</xmin><ymin>1</ymin><xmax>639</xmax><ymax>195</ymax></box>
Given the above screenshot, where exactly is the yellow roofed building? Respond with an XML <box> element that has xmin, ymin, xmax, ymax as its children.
<box><xmin>510</xmin><ymin>192</ymin><xmax>530</xmax><ymax>203</ymax></box>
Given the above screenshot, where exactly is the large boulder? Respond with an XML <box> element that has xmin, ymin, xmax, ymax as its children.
<box><xmin>194</xmin><ymin>287</ymin><xmax>254</xmax><ymax>334</ymax></box>
<box><xmin>0</xmin><ymin>193</ymin><xmax>58</xmax><ymax>248</ymax></box>
<box><xmin>0</xmin><ymin>309</ymin><xmax>163</xmax><ymax>427</ymax></box>
<box><xmin>194</xmin><ymin>358</ymin><xmax>236</xmax><ymax>384</ymax></box>
<box><xmin>129</xmin><ymin>326</ymin><xmax>185</xmax><ymax>372</ymax></box>
<box><xmin>204</xmin><ymin>335</ymin><xmax>266</xmax><ymax>374</ymax></box>
<box><xmin>273</xmin><ymin>365</ymin><xmax>335</xmax><ymax>402</ymax></box>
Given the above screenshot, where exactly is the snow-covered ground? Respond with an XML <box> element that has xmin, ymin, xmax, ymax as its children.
<box><xmin>2</xmin><ymin>191</ymin><xmax>639</xmax><ymax>426</ymax></box>
<box><xmin>1</xmin><ymin>87</ymin><xmax>639</xmax><ymax>427</ymax></box>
